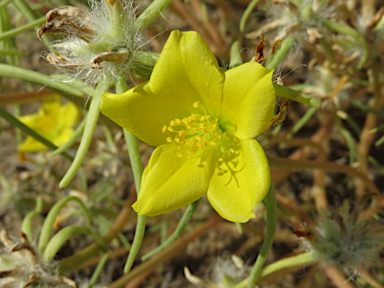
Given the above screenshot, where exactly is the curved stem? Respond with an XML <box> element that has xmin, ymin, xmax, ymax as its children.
<box><xmin>50</xmin><ymin>116</ymin><xmax>86</xmax><ymax>156</ymax></box>
<box><xmin>247</xmin><ymin>181</ymin><xmax>277</xmax><ymax>288</ymax></box>
<box><xmin>60</xmin><ymin>82</ymin><xmax>109</xmax><ymax>188</ymax></box>
<box><xmin>134</xmin><ymin>0</ymin><xmax>173</xmax><ymax>31</ymax></box>
<box><xmin>0</xmin><ymin>16</ymin><xmax>45</xmax><ymax>41</ymax></box>
<box><xmin>21</xmin><ymin>197</ymin><xmax>43</xmax><ymax>243</ymax></box>
<box><xmin>141</xmin><ymin>198</ymin><xmax>202</xmax><ymax>261</ymax></box>
<box><xmin>38</xmin><ymin>196</ymin><xmax>91</xmax><ymax>253</ymax></box>
<box><xmin>114</xmin><ymin>76</ymin><xmax>146</xmax><ymax>274</ymax></box>
<box><xmin>0</xmin><ymin>64</ymin><xmax>92</xmax><ymax>97</ymax></box>
<box><xmin>44</xmin><ymin>226</ymin><xmax>107</xmax><ymax>261</ymax></box>
<box><xmin>107</xmin><ymin>216</ymin><xmax>222</xmax><ymax>288</ymax></box>
<box><xmin>233</xmin><ymin>252</ymin><xmax>315</xmax><ymax>288</ymax></box>
<box><xmin>239</xmin><ymin>0</ymin><xmax>261</xmax><ymax>32</ymax></box>
<box><xmin>58</xmin><ymin>192</ymin><xmax>136</xmax><ymax>274</ymax></box>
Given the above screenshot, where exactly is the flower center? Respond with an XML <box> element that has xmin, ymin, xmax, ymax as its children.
<box><xmin>162</xmin><ymin>101</ymin><xmax>226</xmax><ymax>158</ymax></box>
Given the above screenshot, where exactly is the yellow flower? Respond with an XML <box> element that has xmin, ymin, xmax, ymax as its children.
<box><xmin>18</xmin><ymin>96</ymin><xmax>80</xmax><ymax>152</ymax></box>
<box><xmin>101</xmin><ymin>31</ymin><xmax>276</xmax><ymax>222</ymax></box>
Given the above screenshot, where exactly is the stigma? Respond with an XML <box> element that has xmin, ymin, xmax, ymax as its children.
<box><xmin>162</xmin><ymin>101</ymin><xmax>226</xmax><ymax>158</ymax></box>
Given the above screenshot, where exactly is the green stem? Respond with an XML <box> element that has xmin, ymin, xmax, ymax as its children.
<box><xmin>0</xmin><ymin>50</ymin><xmax>25</xmax><ymax>56</ymax></box>
<box><xmin>0</xmin><ymin>0</ymin><xmax>14</xmax><ymax>9</ymax></box>
<box><xmin>273</xmin><ymin>83</ymin><xmax>321</xmax><ymax>108</ymax></box>
<box><xmin>229</xmin><ymin>41</ymin><xmax>243</xmax><ymax>68</ymax></box>
<box><xmin>123</xmin><ymin>130</ymin><xmax>143</xmax><ymax>192</ymax></box>
<box><xmin>135</xmin><ymin>51</ymin><xmax>160</xmax><ymax>67</ymax></box>
<box><xmin>0</xmin><ymin>106</ymin><xmax>73</xmax><ymax>161</ymax></box>
<box><xmin>134</xmin><ymin>0</ymin><xmax>173</xmax><ymax>31</ymax></box>
<box><xmin>141</xmin><ymin>198</ymin><xmax>202</xmax><ymax>261</ymax></box>
<box><xmin>124</xmin><ymin>215</ymin><xmax>147</xmax><ymax>273</ymax></box>
<box><xmin>50</xmin><ymin>116</ymin><xmax>87</xmax><ymax>156</ymax></box>
<box><xmin>0</xmin><ymin>64</ymin><xmax>92</xmax><ymax>97</ymax></box>
<box><xmin>44</xmin><ymin>226</ymin><xmax>107</xmax><ymax>261</ymax></box>
<box><xmin>233</xmin><ymin>252</ymin><xmax>315</xmax><ymax>288</ymax></box>
<box><xmin>89</xmin><ymin>250</ymin><xmax>111</xmax><ymax>288</ymax></box>
<box><xmin>38</xmin><ymin>196</ymin><xmax>91</xmax><ymax>253</ymax></box>
<box><xmin>12</xmin><ymin>0</ymin><xmax>50</xmax><ymax>47</ymax></box>
<box><xmin>60</xmin><ymin>82</ymin><xmax>110</xmax><ymax>188</ymax></box>
<box><xmin>0</xmin><ymin>16</ymin><xmax>45</xmax><ymax>41</ymax></box>
<box><xmin>239</xmin><ymin>0</ymin><xmax>260</xmax><ymax>32</ymax></box>
<box><xmin>21</xmin><ymin>197</ymin><xmax>43</xmax><ymax>242</ymax></box>
<box><xmin>58</xmin><ymin>194</ymin><xmax>135</xmax><ymax>274</ymax></box>
<box><xmin>287</xmin><ymin>107</ymin><xmax>317</xmax><ymax>138</ymax></box>
<box><xmin>266</xmin><ymin>36</ymin><xmax>296</xmax><ymax>69</ymax></box>
<box><xmin>322</xmin><ymin>20</ymin><xmax>368</xmax><ymax>72</ymax></box>
<box><xmin>247</xmin><ymin>181</ymin><xmax>277</xmax><ymax>288</ymax></box>
<box><xmin>114</xmin><ymin>76</ymin><xmax>146</xmax><ymax>274</ymax></box>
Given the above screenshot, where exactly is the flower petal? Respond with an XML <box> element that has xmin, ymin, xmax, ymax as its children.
<box><xmin>101</xmin><ymin>30</ymin><xmax>224</xmax><ymax>147</ymax></box>
<box><xmin>207</xmin><ymin>137</ymin><xmax>270</xmax><ymax>223</ymax></box>
<box><xmin>220</xmin><ymin>62</ymin><xmax>275</xmax><ymax>139</ymax></box>
<box><xmin>132</xmin><ymin>144</ymin><xmax>212</xmax><ymax>216</ymax></box>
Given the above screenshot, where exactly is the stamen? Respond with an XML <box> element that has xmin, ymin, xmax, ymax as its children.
<box><xmin>163</xmin><ymin>102</ymin><xmax>226</xmax><ymax>158</ymax></box>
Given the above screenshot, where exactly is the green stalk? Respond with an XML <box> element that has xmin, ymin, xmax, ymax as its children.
<box><xmin>44</xmin><ymin>226</ymin><xmax>107</xmax><ymax>261</ymax></box>
<box><xmin>38</xmin><ymin>196</ymin><xmax>91</xmax><ymax>253</ymax></box>
<box><xmin>114</xmin><ymin>76</ymin><xmax>146</xmax><ymax>274</ymax></box>
<box><xmin>229</xmin><ymin>41</ymin><xmax>243</xmax><ymax>68</ymax></box>
<box><xmin>0</xmin><ymin>16</ymin><xmax>45</xmax><ymax>41</ymax></box>
<box><xmin>89</xmin><ymin>250</ymin><xmax>111</xmax><ymax>288</ymax></box>
<box><xmin>134</xmin><ymin>0</ymin><xmax>173</xmax><ymax>31</ymax></box>
<box><xmin>21</xmin><ymin>197</ymin><xmax>43</xmax><ymax>242</ymax></box>
<box><xmin>273</xmin><ymin>83</ymin><xmax>321</xmax><ymax>108</ymax></box>
<box><xmin>0</xmin><ymin>106</ymin><xmax>73</xmax><ymax>161</ymax></box>
<box><xmin>0</xmin><ymin>64</ymin><xmax>91</xmax><ymax>97</ymax></box>
<box><xmin>135</xmin><ymin>51</ymin><xmax>160</xmax><ymax>67</ymax></box>
<box><xmin>322</xmin><ymin>20</ymin><xmax>368</xmax><ymax>72</ymax></box>
<box><xmin>0</xmin><ymin>0</ymin><xmax>14</xmax><ymax>9</ymax></box>
<box><xmin>141</xmin><ymin>198</ymin><xmax>202</xmax><ymax>261</ymax></box>
<box><xmin>124</xmin><ymin>214</ymin><xmax>147</xmax><ymax>273</ymax></box>
<box><xmin>247</xmin><ymin>182</ymin><xmax>277</xmax><ymax>288</ymax></box>
<box><xmin>266</xmin><ymin>36</ymin><xmax>296</xmax><ymax>69</ymax></box>
<box><xmin>60</xmin><ymin>82</ymin><xmax>110</xmax><ymax>188</ymax></box>
<box><xmin>239</xmin><ymin>0</ymin><xmax>260</xmax><ymax>32</ymax></box>
<box><xmin>287</xmin><ymin>107</ymin><xmax>317</xmax><ymax>138</ymax></box>
<box><xmin>50</xmin><ymin>116</ymin><xmax>87</xmax><ymax>156</ymax></box>
<box><xmin>233</xmin><ymin>252</ymin><xmax>315</xmax><ymax>288</ymax></box>
<box><xmin>12</xmin><ymin>0</ymin><xmax>50</xmax><ymax>47</ymax></box>
<box><xmin>0</xmin><ymin>50</ymin><xmax>25</xmax><ymax>56</ymax></box>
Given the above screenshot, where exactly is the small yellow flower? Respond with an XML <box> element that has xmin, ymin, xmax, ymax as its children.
<box><xmin>18</xmin><ymin>96</ymin><xmax>80</xmax><ymax>152</ymax></box>
<box><xmin>101</xmin><ymin>31</ymin><xmax>276</xmax><ymax>223</ymax></box>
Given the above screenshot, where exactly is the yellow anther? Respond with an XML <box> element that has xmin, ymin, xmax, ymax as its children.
<box><xmin>162</xmin><ymin>101</ymin><xmax>225</xmax><ymax>158</ymax></box>
<box><xmin>179</xmin><ymin>130</ymin><xmax>186</xmax><ymax>138</ymax></box>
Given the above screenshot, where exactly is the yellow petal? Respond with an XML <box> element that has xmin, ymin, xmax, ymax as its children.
<box><xmin>18</xmin><ymin>97</ymin><xmax>80</xmax><ymax>152</ymax></box>
<box><xmin>132</xmin><ymin>144</ymin><xmax>212</xmax><ymax>216</ymax></box>
<box><xmin>207</xmin><ymin>137</ymin><xmax>270</xmax><ymax>223</ymax></box>
<box><xmin>101</xmin><ymin>30</ymin><xmax>224</xmax><ymax>147</ymax></box>
<box><xmin>60</xmin><ymin>102</ymin><xmax>81</xmax><ymax>128</ymax></box>
<box><xmin>220</xmin><ymin>62</ymin><xmax>275</xmax><ymax>139</ymax></box>
<box><xmin>18</xmin><ymin>137</ymin><xmax>48</xmax><ymax>152</ymax></box>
